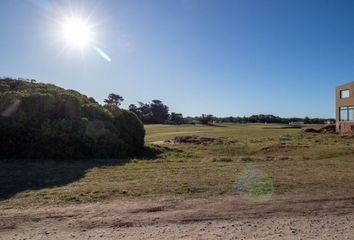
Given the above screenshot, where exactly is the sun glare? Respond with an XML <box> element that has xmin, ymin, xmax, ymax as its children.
<box><xmin>60</xmin><ymin>16</ymin><xmax>94</xmax><ymax>49</ymax></box>
<box><xmin>55</xmin><ymin>13</ymin><xmax>111</xmax><ymax>61</ymax></box>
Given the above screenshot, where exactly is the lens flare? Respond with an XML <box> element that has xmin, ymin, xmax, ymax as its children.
<box><xmin>234</xmin><ymin>165</ymin><xmax>273</xmax><ymax>201</ymax></box>
<box><xmin>95</xmin><ymin>47</ymin><xmax>111</xmax><ymax>62</ymax></box>
<box><xmin>1</xmin><ymin>99</ymin><xmax>21</xmax><ymax>117</ymax></box>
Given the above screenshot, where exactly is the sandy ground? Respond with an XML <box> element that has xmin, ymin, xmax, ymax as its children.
<box><xmin>1</xmin><ymin>193</ymin><xmax>354</xmax><ymax>240</ymax></box>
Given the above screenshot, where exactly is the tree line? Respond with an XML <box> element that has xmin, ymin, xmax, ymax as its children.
<box><xmin>107</xmin><ymin>93</ymin><xmax>333</xmax><ymax>125</ymax></box>
<box><xmin>102</xmin><ymin>93</ymin><xmax>184</xmax><ymax>124</ymax></box>
<box><xmin>191</xmin><ymin>114</ymin><xmax>334</xmax><ymax>125</ymax></box>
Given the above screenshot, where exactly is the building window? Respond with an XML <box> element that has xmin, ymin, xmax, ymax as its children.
<box><xmin>339</xmin><ymin>106</ymin><xmax>354</xmax><ymax>121</ymax></box>
<box><xmin>340</xmin><ymin>89</ymin><xmax>350</xmax><ymax>98</ymax></box>
<box><xmin>350</xmin><ymin>107</ymin><xmax>354</xmax><ymax>121</ymax></box>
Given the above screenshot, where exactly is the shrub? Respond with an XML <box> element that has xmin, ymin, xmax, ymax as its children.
<box><xmin>0</xmin><ymin>78</ymin><xmax>145</xmax><ymax>159</ymax></box>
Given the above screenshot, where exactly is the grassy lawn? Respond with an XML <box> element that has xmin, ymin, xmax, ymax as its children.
<box><xmin>144</xmin><ymin>123</ymin><xmax>320</xmax><ymax>142</ymax></box>
<box><xmin>1</xmin><ymin>123</ymin><xmax>353</xmax><ymax>208</ymax></box>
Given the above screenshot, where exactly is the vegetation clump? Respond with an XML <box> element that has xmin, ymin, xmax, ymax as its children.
<box><xmin>0</xmin><ymin>78</ymin><xmax>145</xmax><ymax>159</ymax></box>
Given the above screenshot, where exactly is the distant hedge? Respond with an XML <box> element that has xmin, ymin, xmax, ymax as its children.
<box><xmin>0</xmin><ymin>78</ymin><xmax>145</xmax><ymax>159</ymax></box>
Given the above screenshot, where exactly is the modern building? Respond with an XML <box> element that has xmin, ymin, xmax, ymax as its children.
<box><xmin>336</xmin><ymin>81</ymin><xmax>354</xmax><ymax>134</ymax></box>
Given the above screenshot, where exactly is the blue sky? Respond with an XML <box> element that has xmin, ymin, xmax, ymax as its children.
<box><xmin>1</xmin><ymin>0</ymin><xmax>354</xmax><ymax>118</ymax></box>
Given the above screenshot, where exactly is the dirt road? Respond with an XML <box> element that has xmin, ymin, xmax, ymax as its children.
<box><xmin>1</xmin><ymin>193</ymin><xmax>354</xmax><ymax>240</ymax></box>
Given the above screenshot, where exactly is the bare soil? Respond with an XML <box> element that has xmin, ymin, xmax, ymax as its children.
<box><xmin>1</xmin><ymin>192</ymin><xmax>354</xmax><ymax>240</ymax></box>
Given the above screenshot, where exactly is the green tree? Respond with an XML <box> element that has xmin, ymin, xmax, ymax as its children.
<box><xmin>150</xmin><ymin>100</ymin><xmax>169</xmax><ymax>123</ymax></box>
<box><xmin>104</xmin><ymin>93</ymin><xmax>124</xmax><ymax>106</ymax></box>
<box><xmin>199</xmin><ymin>114</ymin><xmax>214</xmax><ymax>125</ymax></box>
<box><xmin>170</xmin><ymin>112</ymin><xmax>184</xmax><ymax>124</ymax></box>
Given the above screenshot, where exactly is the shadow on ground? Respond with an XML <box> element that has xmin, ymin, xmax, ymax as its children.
<box><xmin>0</xmin><ymin>146</ymin><xmax>167</xmax><ymax>201</ymax></box>
<box><xmin>0</xmin><ymin>159</ymin><xmax>129</xmax><ymax>200</ymax></box>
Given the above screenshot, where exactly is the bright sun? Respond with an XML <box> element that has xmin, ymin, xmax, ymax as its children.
<box><xmin>60</xmin><ymin>16</ymin><xmax>94</xmax><ymax>49</ymax></box>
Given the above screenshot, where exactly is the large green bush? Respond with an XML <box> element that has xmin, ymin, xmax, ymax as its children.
<box><xmin>0</xmin><ymin>78</ymin><xmax>145</xmax><ymax>159</ymax></box>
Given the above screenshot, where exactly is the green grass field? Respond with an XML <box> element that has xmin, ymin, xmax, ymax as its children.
<box><xmin>1</xmin><ymin>123</ymin><xmax>353</xmax><ymax>208</ymax></box>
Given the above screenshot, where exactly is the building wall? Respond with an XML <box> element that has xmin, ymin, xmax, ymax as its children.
<box><xmin>336</xmin><ymin>81</ymin><xmax>354</xmax><ymax>134</ymax></box>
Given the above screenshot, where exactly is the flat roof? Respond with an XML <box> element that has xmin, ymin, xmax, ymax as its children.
<box><xmin>336</xmin><ymin>81</ymin><xmax>354</xmax><ymax>89</ymax></box>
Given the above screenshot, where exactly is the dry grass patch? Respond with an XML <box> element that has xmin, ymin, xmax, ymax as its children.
<box><xmin>1</xmin><ymin>123</ymin><xmax>353</xmax><ymax>209</ymax></box>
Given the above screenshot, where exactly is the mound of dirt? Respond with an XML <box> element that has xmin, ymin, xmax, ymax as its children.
<box><xmin>261</xmin><ymin>142</ymin><xmax>309</xmax><ymax>153</ymax></box>
<box><xmin>173</xmin><ymin>135</ymin><xmax>232</xmax><ymax>145</ymax></box>
<box><xmin>303</xmin><ymin>128</ymin><xmax>321</xmax><ymax>133</ymax></box>
<box><xmin>151</xmin><ymin>136</ymin><xmax>236</xmax><ymax>145</ymax></box>
<box><xmin>303</xmin><ymin>124</ymin><xmax>336</xmax><ymax>134</ymax></box>
<box><xmin>320</xmin><ymin>124</ymin><xmax>336</xmax><ymax>133</ymax></box>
